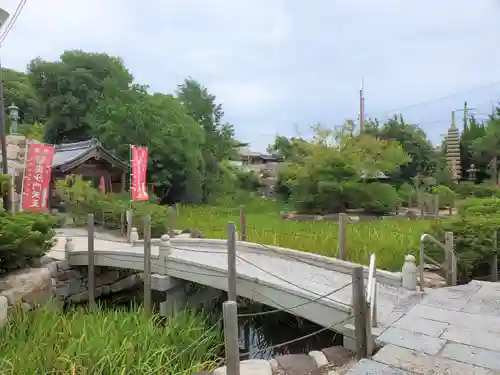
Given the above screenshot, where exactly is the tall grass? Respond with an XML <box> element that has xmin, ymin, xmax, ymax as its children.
<box><xmin>176</xmin><ymin>201</ymin><xmax>433</xmax><ymax>271</ymax></box>
<box><xmin>0</xmin><ymin>302</ymin><xmax>221</xmax><ymax>374</ymax></box>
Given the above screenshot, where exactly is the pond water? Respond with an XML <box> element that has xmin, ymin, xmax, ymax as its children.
<box><xmin>91</xmin><ymin>283</ymin><xmax>342</xmax><ymax>359</ymax></box>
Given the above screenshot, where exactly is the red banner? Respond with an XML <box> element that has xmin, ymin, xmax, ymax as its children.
<box><xmin>21</xmin><ymin>143</ymin><xmax>55</xmax><ymax>212</ymax></box>
<box><xmin>130</xmin><ymin>145</ymin><xmax>149</xmax><ymax>201</ymax></box>
<box><xmin>99</xmin><ymin>175</ymin><xmax>106</xmax><ymax>195</ymax></box>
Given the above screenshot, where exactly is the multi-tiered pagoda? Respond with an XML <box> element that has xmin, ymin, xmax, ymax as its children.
<box><xmin>446</xmin><ymin>120</ymin><xmax>461</xmax><ymax>182</ymax></box>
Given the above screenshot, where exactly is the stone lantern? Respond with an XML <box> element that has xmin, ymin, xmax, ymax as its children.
<box><xmin>7</xmin><ymin>103</ymin><xmax>19</xmax><ymax>135</ymax></box>
<box><xmin>467</xmin><ymin>164</ymin><xmax>478</xmax><ymax>182</ymax></box>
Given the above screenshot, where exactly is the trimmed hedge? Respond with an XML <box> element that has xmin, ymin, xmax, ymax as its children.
<box><xmin>429</xmin><ymin>197</ymin><xmax>500</xmax><ymax>280</ymax></box>
<box><xmin>0</xmin><ymin>211</ymin><xmax>57</xmax><ymax>274</ymax></box>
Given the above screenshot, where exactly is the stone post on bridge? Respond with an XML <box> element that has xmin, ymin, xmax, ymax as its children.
<box><xmin>130</xmin><ymin>227</ymin><xmax>139</xmax><ymax>245</ymax></box>
<box><xmin>158</xmin><ymin>233</ymin><xmax>187</xmax><ymax>316</ymax></box>
<box><xmin>159</xmin><ymin>234</ymin><xmax>171</xmax><ymax>272</ymax></box>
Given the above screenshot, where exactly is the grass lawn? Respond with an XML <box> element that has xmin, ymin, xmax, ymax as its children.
<box><xmin>175</xmin><ymin>200</ymin><xmax>434</xmax><ymax>272</ymax></box>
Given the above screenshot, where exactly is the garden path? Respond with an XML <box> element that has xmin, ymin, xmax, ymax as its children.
<box><xmin>347</xmin><ymin>280</ymin><xmax>500</xmax><ymax>374</ymax></box>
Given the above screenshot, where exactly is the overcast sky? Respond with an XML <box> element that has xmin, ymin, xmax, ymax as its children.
<box><xmin>1</xmin><ymin>0</ymin><xmax>500</xmax><ymax>151</ymax></box>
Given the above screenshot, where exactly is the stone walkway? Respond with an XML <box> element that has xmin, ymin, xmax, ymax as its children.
<box><xmin>347</xmin><ymin>280</ymin><xmax>500</xmax><ymax>374</ymax></box>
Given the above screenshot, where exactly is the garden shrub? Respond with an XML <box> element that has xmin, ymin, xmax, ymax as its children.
<box><xmin>361</xmin><ymin>183</ymin><xmax>401</xmax><ymax>215</ymax></box>
<box><xmin>431</xmin><ymin>185</ymin><xmax>455</xmax><ymax>208</ymax></box>
<box><xmin>429</xmin><ymin>196</ymin><xmax>500</xmax><ymax>280</ymax></box>
<box><xmin>0</xmin><ymin>211</ymin><xmax>57</xmax><ymax>274</ymax></box>
<box><xmin>429</xmin><ymin>215</ymin><xmax>500</xmax><ymax>280</ymax></box>
<box><xmin>235</xmin><ymin>170</ymin><xmax>260</xmax><ymax>191</ymax></box>
<box><xmin>455</xmin><ymin>197</ymin><xmax>500</xmax><ymax>216</ymax></box>
<box><xmin>55</xmin><ymin>176</ymin><xmax>170</xmax><ymax>238</ymax></box>
<box><xmin>0</xmin><ymin>174</ymin><xmax>10</xmax><ymax>197</ymax></box>
<box><xmin>453</xmin><ymin>181</ymin><xmax>500</xmax><ymax>199</ymax></box>
<box><xmin>398</xmin><ymin>183</ymin><xmax>416</xmax><ymax>207</ymax></box>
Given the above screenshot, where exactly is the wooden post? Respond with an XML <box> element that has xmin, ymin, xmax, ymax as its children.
<box><xmin>445</xmin><ymin>232</ymin><xmax>457</xmax><ymax>286</ymax></box>
<box><xmin>87</xmin><ymin>213</ymin><xmax>96</xmax><ymax>310</ymax></box>
<box><xmin>120</xmin><ymin>211</ymin><xmax>126</xmax><ymax>236</ymax></box>
<box><xmin>227</xmin><ymin>222</ymin><xmax>237</xmax><ymax>302</ymax></box>
<box><xmin>352</xmin><ymin>266</ymin><xmax>367</xmax><ymax>360</ymax></box>
<box><xmin>338</xmin><ymin>213</ymin><xmax>347</xmax><ymax>260</ymax></box>
<box><xmin>126</xmin><ymin>209</ymin><xmax>133</xmax><ymax>242</ymax></box>
<box><xmin>143</xmin><ymin>215</ymin><xmax>152</xmax><ymax>314</ymax></box>
<box><xmin>419</xmin><ymin>241</ymin><xmax>425</xmax><ymax>292</ymax></box>
<box><xmin>223</xmin><ymin>301</ymin><xmax>240</xmax><ymax>375</ymax></box>
<box><xmin>418</xmin><ymin>190</ymin><xmax>424</xmax><ymax>219</ymax></box>
<box><xmin>372</xmin><ymin>281</ymin><xmax>378</xmax><ymax>328</ymax></box>
<box><xmin>434</xmin><ymin>195</ymin><xmax>439</xmax><ymax>218</ymax></box>
<box><xmin>492</xmin><ymin>230</ymin><xmax>498</xmax><ymax>282</ymax></box>
<box><xmin>120</xmin><ymin>171</ymin><xmax>126</xmax><ymax>192</ymax></box>
<box><xmin>239</xmin><ymin>205</ymin><xmax>247</xmax><ymax>241</ymax></box>
<box><xmin>168</xmin><ymin>206</ymin><xmax>176</xmax><ymax>234</ymax></box>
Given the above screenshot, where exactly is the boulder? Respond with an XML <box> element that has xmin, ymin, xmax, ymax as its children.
<box><xmin>0</xmin><ymin>296</ymin><xmax>7</xmax><ymax>327</ymax></box>
<box><xmin>178</xmin><ymin>228</ymin><xmax>205</xmax><ymax>238</ymax></box>
<box><xmin>423</xmin><ymin>271</ymin><xmax>447</xmax><ymax>288</ymax></box>
<box><xmin>275</xmin><ymin>354</ymin><xmax>319</xmax><ymax>375</ymax></box>
<box><xmin>213</xmin><ymin>360</ymin><xmax>272</xmax><ymax>375</ymax></box>
<box><xmin>0</xmin><ymin>267</ymin><xmax>53</xmax><ymax>307</ymax></box>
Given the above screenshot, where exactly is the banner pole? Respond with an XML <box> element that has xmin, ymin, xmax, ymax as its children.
<box><xmin>19</xmin><ymin>139</ymin><xmax>30</xmax><ymax>212</ymax></box>
<box><xmin>129</xmin><ymin>144</ymin><xmax>132</xmax><ymax>203</ymax></box>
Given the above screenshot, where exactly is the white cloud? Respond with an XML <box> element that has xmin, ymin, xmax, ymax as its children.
<box><xmin>1</xmin><ymin>0</ymin><xmax>500</xmax><ymax>150</ymax></box>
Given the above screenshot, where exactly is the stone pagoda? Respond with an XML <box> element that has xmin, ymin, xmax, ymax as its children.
<box><xmin>445</xmin><ymin>112</ymin><xmax>461</xmax><ymax>181</ymax></box>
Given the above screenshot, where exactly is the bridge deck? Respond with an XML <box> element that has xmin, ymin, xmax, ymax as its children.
<box><xmin>51</xmin><ymin>228</ymin><xmax>421</xmax><ymax>332</ymax></box>
<box><xmin>347</xmin><ymin>280</ymin><xmax>500</xmax><ymax>374</ymax></box>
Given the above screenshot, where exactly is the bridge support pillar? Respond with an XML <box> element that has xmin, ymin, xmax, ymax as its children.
<box><xmin>159</xmin><ymin>283</ymin><xmax>187</xmax><ymax>317</ymax></box>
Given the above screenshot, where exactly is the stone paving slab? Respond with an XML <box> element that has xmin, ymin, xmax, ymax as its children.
<box><xmin>345</xmin><ymin>359</ymin><xmax>415</xmax><ymax>374</ymax></box>
<box><xmin>441</xmin><ymin>325</ymin><xmax>500</xmax><ymax>352</ymax></box>
<box><xmin>375</xmin><ymin>327</ymin><xmax>446</xmax><ymax>355</ymax></box>
<box><xmin>353</xmin><ymin>281</ymin><xmax>500</xmax><ymax>374</ymax></box>
<box><xmin>441</xmin><ymin>342</ymin><xmax>500</xmax><ymax>372</ymax></box>
<box><xmin>406</xmin><ymin>303</ymin><xmax>500</xmax><ymax>334</ymax></box>
<box><xmin>374</xmin><ymin>344</ymin><xmax>494</xmax><ymax>375</ymax></box>
<box><xmin>390</xmin><ymin>314</ymin><xmax>449</xmax><ymax>337</ymax></box>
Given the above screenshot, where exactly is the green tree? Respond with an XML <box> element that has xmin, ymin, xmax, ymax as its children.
<box><xmin>1</xmin><ymin>67</ymin><xmax>43</xmax><ymax>124</ymax></box>
<box><xmin>334</xmin><ymin>121</ymin><xmax>411</xmax><ymax>178</ymax></box>
<box><xmin>89</xmin><ymin>83</ymin><xmax>205</xmax><ymax>203</ymax></box>
<box><xmin>365</xmin><ymin>115</ymin><xmax>437</xmax><ymax>184</ymax></box>
<box><xmin>175</xmin><ymin>78</ymin><xmax>240</xmax><ymax>203</ymax></box>
<box><xmin>28</xmin><ymin>50</ymin><xmax>133</xmax><ymax>143</ymax></box>
<box><xmin>267</xmin><ymin>136</ymin><xmax>310</xmax><ymax>162</ymax></box>
<box><xmin>472</xmin><ymin>106</ymin><xmax>500</xmax><ymax>184</ymax></box>
<box><xmin>273</xmin><ymin>124</ymin><xmax>409</xmax><ymax>214</ymax></box>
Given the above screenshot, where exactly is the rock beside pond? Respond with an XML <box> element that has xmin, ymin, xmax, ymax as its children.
<box><xmin>172</xmin><ymin>229</ymin><xmax>206</xmax><ymax>239</ymax></box>
<box><xmin>213</xmin><ymin>359</ymin><xmax>272</xmax><ymax>375</ymax></box>
<box><xmin>0</xmin><ymin>267</ymin><xmax>53</xmax><ymax>308</ymax></box>
<box><xmin>423</xmin><ymin>271</ymin><xmax>447</xmax><ymax>288</ymax></box>
<box><xmin>0</xmin><ymin>296</ymin><xmax>7</xmax><ymax>327</ymax></box>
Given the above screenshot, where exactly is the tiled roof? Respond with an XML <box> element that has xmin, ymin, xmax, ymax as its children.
<box><xmin>53</xmin><ymin>138</ymin><xmax>128</xmax><ymax>171</ymax></box>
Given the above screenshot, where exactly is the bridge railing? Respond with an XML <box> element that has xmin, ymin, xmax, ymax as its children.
<box><xmin>419</xmin><ymin>232</ymin><xmax>457</xmax><ymax>290</ymax></box>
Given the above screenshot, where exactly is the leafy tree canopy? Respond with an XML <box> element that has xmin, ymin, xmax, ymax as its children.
<box><xmin>4</xmin><ymin>50</ymin><xmax>241</xmax><ymax>203</ymax></box>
